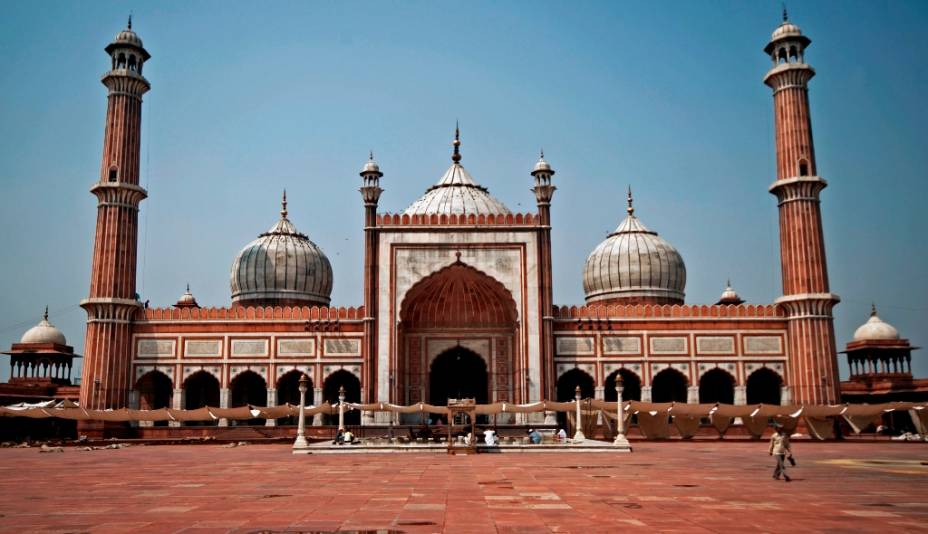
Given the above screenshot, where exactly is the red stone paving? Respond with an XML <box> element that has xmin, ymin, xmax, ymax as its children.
<box><xmin>0</xmin><ymin>442</ymin><xmax>926</xmax><ymax>533</ymax></box>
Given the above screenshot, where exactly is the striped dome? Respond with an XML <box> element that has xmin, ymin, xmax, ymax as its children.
<box><xmin>230</xmin><ymin>194</ymin><xmax>332</xmax><ymax>307</ymax></box>
<box><xmin>583</xmin><ymin>191</ymin><xmax>686</xmax><ymax>305</ymax></box>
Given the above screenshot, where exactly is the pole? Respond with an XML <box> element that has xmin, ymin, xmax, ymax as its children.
<box><xmin>573</xmin><ymin>385</ymin><xmax>585</xmax><ymax>441</ymax></box>
<box><xmin>613</xmin><ymin>377</ymin><xmax>630</xmax><ymax>448</ymax></box>
<box><xmin>293</xmin><ymin>374</ymin><xmax>309</xmax><ymax>450</ymax></box>
<box><xmin>338</xmin><ymin>385</ymin><xmax>346</xmax><ymax>431</ymax></box>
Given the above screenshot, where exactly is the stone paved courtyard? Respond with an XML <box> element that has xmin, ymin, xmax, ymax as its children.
<box><xmin>0</xmin><ymin>441</ymin><xmax>926</xmax><ymax>533</ymax></box>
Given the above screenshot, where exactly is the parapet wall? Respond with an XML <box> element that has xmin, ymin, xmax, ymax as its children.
<box><xmin>553</xmin><ymin>303</ymin><xmax>784</xmax><ymax>320</ymax></box>
<box><xmin>140</xmin><ymin>305</ymin><xmax>365</xmax><ymax>322</ymax></box>
<box><xmin>376</xmin><ymin>212</ymin><xmax>540</xmax><ymax>227</ymax></box>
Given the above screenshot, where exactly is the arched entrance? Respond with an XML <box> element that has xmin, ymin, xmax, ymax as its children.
<box><xmin>605</xmin><ymin>369</ymin><xmax>642</xmax><ymax>402</ymax></box>
<box><xmin>399</xmin><ymin>260</ymin><xmax>519</xmax><ymax>406</ymax></box>
<box><xmin>429</xmin><ymin>347</ymin><xmax>488</xmax><ymax>406</ymax></box>
<box><xmin>651</xmin><ymin>368</ymin><xmax>688</xmax><ymax>403</ymax></box>
<box><xmin>183</xmin><ymin>371</ymin><xmax>219</xmax><ymax>426</ymax></box>
<box><xmin>746</xmin><ymin>368</ymin><xmax>782</xmax><ymax>405</ymax></box>
<box><xmin>276</xmin><ymin>370</ymin><xmax>310</xmax><ymax>425</ymax></box>
<box><xmin>323</xmin><ymin>370</ymin><xmax>361</xmax><ymax>426</ymax></box>
<box><xmin>136</xmin><ymin>371</ymin><xmax>172</xmax><ymax>426</ymax></box>
<box><xmin>229</xmin><ymin>370</ymin><xmax>266</xmax><ymax>425</ymax></box>
<box><xmin>699</xmin><ymin>368</ymin><xmax>735</xmax><ymax>404</ymax></box>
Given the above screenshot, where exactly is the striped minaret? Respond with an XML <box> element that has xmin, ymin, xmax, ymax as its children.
<box><xmin>79</xmin><ymin>18</ymin><xmax>150</xmax><ymax>411</ymax></box>
<box><xmin>763</xmin><ymin>11</ymin><xmax>840</xmax><ymax>404</ymax></box>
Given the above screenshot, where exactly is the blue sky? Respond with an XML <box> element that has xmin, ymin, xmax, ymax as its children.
<box><xmin>1</xmin><ymin>0</ymin><xmax>926</xmax><ymax>381</ymax></box>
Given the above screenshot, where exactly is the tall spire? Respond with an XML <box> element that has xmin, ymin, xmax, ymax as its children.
<box><xmin>128</xmin><ymin>14</ymin><xmax>133</xmax><ymax>29</ymax></box>
<box><xmin>281</xmin><ymin>189</ymin><xmax>288</xmax><ymax>219</ymax></box>
<box><xmin>626</xmin><ymin>185</ymin><xmax>634</xmax><ymax>216</ymax></box>
<box><xmin>451</xmin><ymin>121</ymin><xmax>461</xmax><ymax>164</ymax></box>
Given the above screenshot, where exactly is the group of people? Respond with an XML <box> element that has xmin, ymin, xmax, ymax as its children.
<box><xmin>334</xmin><ymin>428</ymin><xmax>355</xmax><ymax>445</ymax></box>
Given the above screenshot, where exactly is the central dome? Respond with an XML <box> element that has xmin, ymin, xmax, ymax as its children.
<box><xmin>583</xmin><ymin>189</ymin><xmax>686</xmax><ymax>305</ymax></box>
<box><xmin>403</xmin><ymin>127</ymin><xmax>511</xmax><ymax>217</ymax></box>
<box><xmin>230</xmin><ymin>193</ymin><xmax>333</xmax><ymax>307</ymax></box>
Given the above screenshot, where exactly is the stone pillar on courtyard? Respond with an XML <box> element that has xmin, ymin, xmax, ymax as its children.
<box><xmin>219</xmin><ymin>387</ymin><xmax>230</xmax><ymax>427</ymax></box>
<box><xmin>265</xmin><ymin>388</ymin><xmax>277</xmax><ymax>426</ymax></box>
<box><xmin>170</xmin><ymin>388</ymin><xmax>183</xmax><ymax>427</ymax></box>
<box><xmin>313</xmin><ymin>387</ymin><xmax>324</xmax><ymax>426</ymax></box>
<box><xmin>594</xmin><ymin>385</ymin><xmax>605</xmax><ymax>424</ymax></box>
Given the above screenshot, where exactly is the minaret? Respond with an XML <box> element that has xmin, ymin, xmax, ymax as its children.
<box><xmin>763</xmin><ymin>11</ymin><xmax>840</xmax><ymax>404</ymax></box>
<box><xmin>79</xmin><ymin>18</ymin><xmax>151</xmax><ymax>411</ymax></box>
<box><xmin>360</xmin><ymin>152</ymin><xmax>383</xmax><ymax>408</ymax></box>
<box><xmin>531</xmin><ymin>151</ymin><xmax>556</xmax><ymax>400</ymax></box>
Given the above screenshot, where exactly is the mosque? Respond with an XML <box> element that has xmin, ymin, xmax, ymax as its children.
<box><xmin>4</xmin><ymin>14</ymin><xmax>925</xmax><ymax>432</ymax></box>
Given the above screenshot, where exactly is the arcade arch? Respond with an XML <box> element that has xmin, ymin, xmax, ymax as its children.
<box><xmin>698</xmin><ymin>368</ymin><xmax>736</xmax><ymax>404</ymax></box>
<box><xmin>746</xmin><ymin>367</ymin><xmax>783</xmax><ymax>405</ymax></box>
<box><xmin>651</xmin><ymin>368</ymin><xmax>688</xmax><ymax>403</ymax></box>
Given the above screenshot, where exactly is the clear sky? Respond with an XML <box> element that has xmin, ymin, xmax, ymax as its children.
<box><xmin>1</xmin><ymin>0</ymin><xmax>926</xmax><ymax>382</ymax></box>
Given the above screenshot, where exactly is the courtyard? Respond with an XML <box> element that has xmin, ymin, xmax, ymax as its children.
<box><xmin>0</xmin><ymin>441</ymin><xmax>925</xmax><ymax>533</ymax></box>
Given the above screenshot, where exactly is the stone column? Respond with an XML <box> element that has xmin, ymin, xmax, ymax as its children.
<box><xmin>170</xmin><ymin>388</ymin><xmax>183</xmax><ymax>427</ymax></box>
<box><xmin>734</xmin><ymin>386</ymin><xmax>747</xmax><ymax>405</ymax></box>
<box><xmin>312</xmin><ymin>387</ymin><xmax>324</xmax><ymax>426</ymax></box>
<box><xmin>219</xmin><ymin>387</ymin><xmax>230</xmax><ymax>427</ymax></box>
<box><xmin>293</xmin><ymin>374</ymin><xmax>309</xmax><ymax>450</ymax></box>
<box><xmin>641</xmin><ymin>386</ymin><xmax>652</xmax><ymax>403</ymax></box>
<box><xmin>573</xmin><ymin>386</ymin><xmax>585</xmax><ymax>442</ymax></box>
<box><xmin>265</xmin><ymin>388</ymin><xmax>277</xmax><ymax>426</ymax></box>
<box><xmin>594</xmin><ymin>385</ymin><xmax>605</xmax><ymax>424</ymax></box>
<box><xmin>687</xmin><ymin>386</ymin><xmax>699</xmax><ymax>404</ymax></box>
<box><xmin>613</xmin><ymin>381</ymin><xmax>630</xmax><ymax>450</ymax></box>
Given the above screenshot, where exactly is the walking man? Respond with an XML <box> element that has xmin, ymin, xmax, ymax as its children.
<box><xmin>769</xmin><ymin>424</ymin><xmax>792</xmax><ymax>482</ymax></box>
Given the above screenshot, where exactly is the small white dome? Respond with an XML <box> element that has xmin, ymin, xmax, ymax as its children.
<box><xmin>361</xmin><ymin>153</ymin><xmax>381</xmax><ymax>174</ymax></box>
<box><xmin>853</xmin><ymin>305</ymin><xmax>900</xmax><ymax>341</ymax></box>
<box><xmin>20</xmin><ymin>309</ymin><xmax>66</xmax><ymax>345</ymax></box>
<box><xmin>532</xmin><ymin>155</ymin><xmax>552</xmax><ymax>174</ymax></box>
<box><xmin>771</xmin><ymin>21</ymin><xmax>802</xmax><ymax>41</ymax></box>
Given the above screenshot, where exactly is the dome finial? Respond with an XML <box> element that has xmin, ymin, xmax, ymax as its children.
<box><xmin>626</xmin><ymin>185</ymin><xmax>634</xmax><ymax>216</ymax></box>
<box><xmin>452</xmin><ymin>121</ymin><xmax>462</xmax><ymax>164</ymax></box>
<box><xmin>726</xmin><ymin>278</ymin><xmax>731</xmax><ymax>288</ymax></box>
<box><xmin>782</xmin><ymin>3</ymin><xmax>788</xmax><ymax>22</ymax></box>
<box><xmin>186</xmin><ymin>283</ymin><xmax>190</xmax><ymax>293</ymax></box>
<box><xmin>43</xmin><ymin>305</ymin><xmax>48</xmax><ymax>322</ymax></box>
<box><xmin>369</xmin><ymin>150</ymin><xmax>374</xmax><ymax>161</ymax></box>
<box><xmin>128</xmin><ymin>13</ymin><xmax>133</xmax><ymax>29</ymax></box>
<box><xmin>281</xmin><ymin>189</ymin><xmax>288</xmax><ymax>219</ymax></box>
<box><xmin>871</xmin><ymin>302</ymin><xmax>878</xmax><ymax>317</ymax></box>
<box><xmin>540</xmin><ymin>148</ymin><xmax>545</xmax><ymax>159</ymax></box>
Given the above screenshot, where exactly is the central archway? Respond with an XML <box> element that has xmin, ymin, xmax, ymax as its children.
<box><xmin>429</xmin><ymin>347</ymin><xmax>488</xmax><ymax>406</ymax></box>
<box><xmin>398</xmin><ymin>260</ymin><xmax>520</xmax><ymax>406</ymax></box>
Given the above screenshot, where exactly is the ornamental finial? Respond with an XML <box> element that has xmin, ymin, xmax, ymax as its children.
<box><xmin>540</xmin><ymin>148</ymin><xmax>545</xmax><ymax>159</ymax></box>
<box><xmin>626</xmin><ymin>185</ymin><xmax>634</xmax><ymax>216</ymax></box>
<box><xmin>128</xmin><ymin>14</ymin><xmax>133</xmax><ymax>29</ymax></box>
<box><xmin>782</xmin><ymin>3</ymin><xmax>788</xmax><ymax>22</ymax></box>
<box><xmin>43</xmin><ymin>305</ymin><xmax>48</xmax><ymax>322</ymax></box>
<box><xmin>871</xmin><ymin>302</ymin><xmax>878</xmax><ymax>317</ymax></box>
<box><xmin>369</xmin><ymin>150</ymin><xmax>374</xmax><ymax>161</ymax></box>
<box><xmin>281</xmin><ymin>189</ymin><xmax>288</xmax><ymax>219</ymax></box>
<box><xmin>452</xmin><ymin>121</ymin><xmax>461</xmax><ymax>164</ymax></box>
<box><xmin>186</xmin><ymin>283</ymin><xmax>190</xmax><ymax>293</ymax></box>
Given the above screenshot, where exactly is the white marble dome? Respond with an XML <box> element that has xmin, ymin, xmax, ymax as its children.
<box><xmin>853</xmin><ymin>306</ymin><xmax>900</xmax><ymax>342</ymax></box>
<box><xmin>403</xmin><ymin>128</ymin><xmax>510</xmax><ymax>217</ymax></box>
<box><xmin>20</xmin><ymin>309</ymin><xmax>67</xmax><ymax>345</ymax></box>
<box><xmin>230</xmin><ymin>194</ymin><xmax>333</xmax><ymax>307</ymax></box>
<box><xmin>583</xmin><ymin>192</ymin><xmax>686</xmax><ymax>305</ymax></box>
